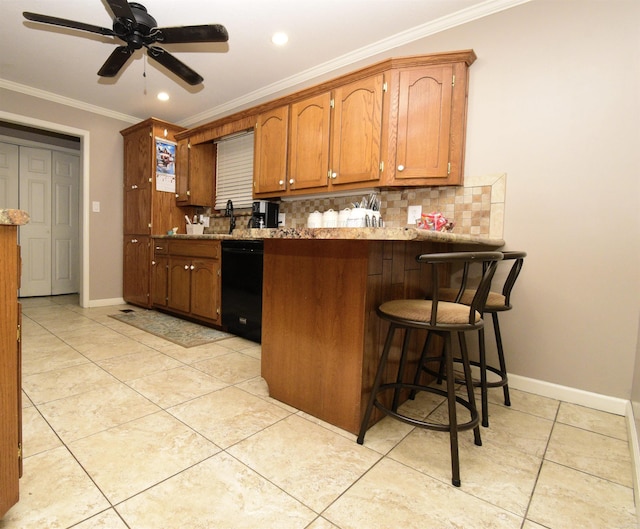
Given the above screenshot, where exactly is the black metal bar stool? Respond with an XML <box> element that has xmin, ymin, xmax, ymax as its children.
<box><xmin>429</xmin><ymin>251</ymin><xmax>526</xmax><ymax>427</ymax></box>
<box><xmin>357</xmin><ymin>251</ymin><xmax>503</xmax><ymax>487</ymax></box>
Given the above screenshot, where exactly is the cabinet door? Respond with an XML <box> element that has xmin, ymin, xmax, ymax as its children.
<box><xmin>151</xmin><ymin>255</ymin><xmax>168</xmax><ymax>307</ymax></box>
<box><xmin>330</xmin><ymin>74</ymin><xmax>384</xmax><ymax>186</ymax></box>
<box><xmin>190</xmin><ymin>258</ymin><xmax>220</xmax><ymax>323</ymax></box>
<box><xmin>176</xmin><ymin>141</ymin><xmax>214</xmax><ymax>207</ymax></box>
<box><xmin>288</xmin><ymin>92</ymin><xmax>331</xmax><ymax>191</ymax></box>
<box><xmin>123</xmin><ymin>236</ymin><xmax>151</xmax><ymax>307</ymax></box>
<box><xmin>395</xmin><ymin>65</ymin><xmax>453</xmax><ymax>180</ymax></box>
<box><xmin>175</xmin><ymin>139</ymin><xmax>190</xmax><ymax>203</ymax></box>
<box><xmin>254</xmin><ymin>106</ymin><xmax>289</xmax><ymax>196</ymax></box>
<box><xmin>167</xmin><ymin>256</ymin><xmax>192</xmax><ymax>313</ymax></box>
<box><xmin>124</xmin><ymin>185</ymin><xmax>151</xmax><ymax>235</ymax></box>
<box><xmin>123</xmin><ymin>126</ymin><xmax>152</xmax><ymax>189</ymax></box>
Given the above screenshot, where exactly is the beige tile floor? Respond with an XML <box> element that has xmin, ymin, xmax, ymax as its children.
<box><xmin>1</xmin><ymin>294</ymin><xmax>637</xmax><ymax>529</ymax></box>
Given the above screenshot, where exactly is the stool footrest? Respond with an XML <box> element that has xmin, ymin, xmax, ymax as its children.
<box><xmin>373</xmin><ymin>382</ymin><xmax>480</xmax><ymax>433</ymax></box>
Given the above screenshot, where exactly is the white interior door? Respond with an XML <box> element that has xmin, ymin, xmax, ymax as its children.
<box><xmin>19</xmin><ymin>146</ymin><xmax>52</xmax><ymax>297</ymax></box>
<box><xmin>0</xmin><ymin>142</ymin><xmax>19</xmax><ymax>209</ymax></box>
<box><xmin>51</xmin><ymin>151</ymin><xmax>79</xmax><ymax>295</ymax></box>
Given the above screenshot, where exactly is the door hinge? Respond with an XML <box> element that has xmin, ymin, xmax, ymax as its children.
<box><xmin>452</xmin><ymin>75</ymin><xmax>456</xmax><ymax>87</ymax></box>
<box><xmin>379</xmin><ymin>161</ymin><xmax>384</xmax><ymax>172</ymax></box>
<box><xmin>17</xmin><ymin>323</ymin><xmax>21</xmax><ymax>343</ymax></box>
<box><xmin>188</xmin><ymin>142</ymin><xmax>191</xmax><ymax>149</ymax></box>
<box><xmin>383</xmin><ymin>82</ymin><xmax>388</xmax><ymax>92</ymax></box>
<box><xmin>447</xmin><ymin>162</ymin><xmax>451</xmax><ymax>175</ymax></box>
<box><xmin>330</xmin><ymin>98</ymin><xmax>335</xmax><ymax>109</ymax></box>
<box><xmin>18</xmin><ymin>442</ymin><xmax>22</xmax><ymax>460</ymax></box>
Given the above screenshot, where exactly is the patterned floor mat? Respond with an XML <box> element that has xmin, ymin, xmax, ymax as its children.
<box><xmin>109</xmin><ymin>309</ymin><xmax>233</xmax><ymax>348</ymax></box>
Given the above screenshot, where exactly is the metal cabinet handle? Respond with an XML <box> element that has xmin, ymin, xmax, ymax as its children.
<box><xmin>279</xmin><ymin>180</ymin><xmax>284</xmax><ymax>186</ymax></box>
<box><xmin>190</xmin><ymin>265</ymin><xmax>195</xmax><ymax>270</ymax></box>
<box><xmin>131</xmin><ymin>238</ymin><xmax>138</xmax><ymax>243</ymax></box>
<box><xmin>331</xmin><ymin>172</ymin><xmax>337</xmax><ymax>179</ymax></box>
<box><xmin>289</xmin><ymin>178</ymin><xmax>294</xmax><ymax>185</ymax></box>
<box><xmin>151</xmin><ymin>260</ymin><xmax>156</xmax><ymax>265</ymax></box>
<box><xmin>184</xmin><ymin>265</ymin><xmax>189</xmax><ymax>270</ymax></box>
<box><xmin>397</xmin><ymin>165</ymin><xmax>405</xmax><ymax>172</ymax></box>
<box><xmin>131</xmin><ymin>184</ymin><xmax>138</xmax><ymax>189</ymax></box>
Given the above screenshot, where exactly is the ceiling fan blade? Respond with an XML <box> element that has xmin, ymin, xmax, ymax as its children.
<box><xmin>146</xmin><ymin>46</ymin><xmax>203</xmax><ymax>85</ymax></box>
<box><xmin>105</xmin><ymin>0</ymin><xmax>136</xmax><ymax>23</ymax></box>
<box><xmin>156</xmin><ymin>24</ymin><xmax>229</xmax><ymax>44</ymax></box>
<box><xmin>23</xmin><ymin>12</ymin><xmax>114</xmax><ymax>37</ymax></box>
<box><xmin>98</xmin><ymin>46</ymin><xmax>134</xmax><ymax>77</ymax></box>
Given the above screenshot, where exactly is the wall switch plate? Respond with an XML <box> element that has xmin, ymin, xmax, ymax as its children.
<box><xmin>407</xmin><ymin>205</ymin><xmax>422</xmax><ymax>225</ymax></box>
<box><xmin>92</xmin><ymin>201</ymin><xmax>100</xmax><ymax>213</ymax></box>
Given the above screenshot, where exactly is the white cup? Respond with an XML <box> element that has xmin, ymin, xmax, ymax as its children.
<box><xmin>347</xmin><ymin>208</ymin><xmax>367</xmax><ymax>227</ymax></box>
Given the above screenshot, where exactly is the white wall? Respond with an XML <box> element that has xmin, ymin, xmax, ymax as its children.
<box><xmin>386</xmin><ymin>0</ymin><xmax>640</xmax><ymax>399</ymax></box>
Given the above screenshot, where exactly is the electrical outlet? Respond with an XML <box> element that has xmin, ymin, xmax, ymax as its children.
<box><xmin>407</xmin><ymin>205</ymin><xmax>422</xmax><ymax>225</ymax></box>
<box><xmin>278</xmin><ymin>213</ymin><xmax>286</xmax><ymax>227</ymax></box>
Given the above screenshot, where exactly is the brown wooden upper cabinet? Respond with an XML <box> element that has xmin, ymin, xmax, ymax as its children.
<box><xmin>169</xmin><ymin>50</ymin><xmax>475</xmax><ymax>203</ymax></box>
<box><xmin>255</xmin><ymin>74</ymin><xmax>384</xmax><ymax>197</ymax></box>
<box><xmin>253</xmin><ymin>105</ymin><xmax>289</xmax><ymax>195</ymax></box>
<box><xmin>175</xmin><ymin>139</ymin><xmax>215</xmax><ymax>207</ymax></box>
<box><xmin>253</xmin><ymin>50</ymin><xmax>475</xmax><ymax>198</ymax></box>
<box><xmin>380</xmin><ymin>57</ymin><xmax>472</xmax><ymax>186</ymax></box>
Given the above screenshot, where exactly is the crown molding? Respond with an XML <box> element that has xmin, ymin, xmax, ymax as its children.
<box><xmin>181</xmin><ymin>0</ymin><xmax>530</xmax><ymax>127</ymax></box>
<box><xmin>0</xmin><ymin>78</ymin><xmax>139</xmax><ymax>124</ymax></box>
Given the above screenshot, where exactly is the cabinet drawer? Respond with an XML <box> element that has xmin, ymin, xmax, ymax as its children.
<box><xmin>153</xmin><ymin>242</ymin><xmax>169</xmax><ymax>255</ymax></box>
<box><xmin>167</xmin><ymin>239</ymin><xmax>220</xmax><ymax>259</ymax></box>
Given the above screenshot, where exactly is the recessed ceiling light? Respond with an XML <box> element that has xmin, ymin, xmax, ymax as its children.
<box><xmin>157</xmin><ymin>92</ymin><xmax>170</xmax><ymax>101</ymax></box>
<box><xmin>271</xmin><ymin>32</ymin><xmax>288</xmax><ymax>46</ymax></box>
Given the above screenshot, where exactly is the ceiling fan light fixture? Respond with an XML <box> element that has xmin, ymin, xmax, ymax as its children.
<box><xmin>157</xmin><ymin>92</ymin><xmax>170</xmax><ymax>101</ymax></box>
<box><xmin>271</xmin><ymin>32</ymin><xmax>288</xmax><ymax>46</ymax></box>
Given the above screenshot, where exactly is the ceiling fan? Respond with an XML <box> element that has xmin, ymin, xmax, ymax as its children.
<box><xmin>23</xmin><ymin>0</ymin><xmax>229</xmax><ymax>86</ymax></box>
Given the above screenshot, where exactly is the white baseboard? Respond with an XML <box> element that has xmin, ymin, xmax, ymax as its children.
<box><xmin>509</xmin><ymin>374</ymin><xmax>628</xmax><ymax>415</ymax></box>
<box><xmin>626</xmin><ymin>402</ymin><xmax>640</xmax><ymax>508</ymax></box>
<box><xmin>84</xmin><ymin>297</ymin><xmax>126</xmax><ymax>308</ymax></box>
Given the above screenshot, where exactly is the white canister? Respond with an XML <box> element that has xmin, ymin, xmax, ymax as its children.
<box><xmin>307</xmin><ymin>210</ymin><xmax>322</xmax><ymax>228</ymax></box>
<box><xmin>322</xmin><ymin>209</ymin><xmax>338</xmax><ymax>228</ymax></box>
<box><xmin>338</xmin><ymin>208</ymin><xmax>351</xmax><ymax>227</ymax></box>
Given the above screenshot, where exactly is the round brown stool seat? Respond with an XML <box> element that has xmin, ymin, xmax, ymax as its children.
<box><xmin>357</xmin><ymin>251</ymin><xmax>503</xmax><ymax>487</ymax></box>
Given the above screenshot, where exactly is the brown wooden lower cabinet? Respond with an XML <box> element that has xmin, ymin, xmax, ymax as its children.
<box><xmin>152</xmin><ymin>238</ymin><xmax>221</xmax><ymax>326</ymax></box>
<box><xmin>1</xmin><ymin>225</ymin><xmax>22</xmax><ymax>518</ymax></box>
<box><xmin>123</xmin><ymin>235</ymin><xmax>151</xmax><ymax>307</ymax></box>
<box><xmin>261</xmin><ymin>238</ymin><xmax>453</xmax><ymax>435</ymax></box>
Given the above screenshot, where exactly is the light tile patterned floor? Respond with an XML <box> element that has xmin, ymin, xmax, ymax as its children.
<box><xmin>2</xmin><ymin>295</ymin><xmax>637</xmax><ymax>529</ymax></box>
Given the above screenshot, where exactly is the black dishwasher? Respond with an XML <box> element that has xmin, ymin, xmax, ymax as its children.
<box><xmin>221</xmin><ymin>240</ymin><xmax>263</xmax><ymax>343</ymax></box>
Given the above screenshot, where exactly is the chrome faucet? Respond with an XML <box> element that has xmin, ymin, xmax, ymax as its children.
<box><xmin>225</xmin><ymin>200</ymin><xmax>235</xmax><ymax>234</ymax></box>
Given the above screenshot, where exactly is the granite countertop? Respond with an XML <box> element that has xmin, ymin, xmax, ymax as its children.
<box><xmin>156</xmin><ymin>227</ymin><xmax>504</xmax><ymax>246</ymax></box>
<box><xmin>0</xmin><ymin>209</ymin><xmax>30</xmax><ymax>226</ymax></box>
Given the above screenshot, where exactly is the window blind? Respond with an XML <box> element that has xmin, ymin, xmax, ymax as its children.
<box><xmin>214</xmin><ymin>131</ymin><xmax>254</xmax><ymax>210</ymax></box>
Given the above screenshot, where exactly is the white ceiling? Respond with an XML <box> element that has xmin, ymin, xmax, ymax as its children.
<box><xmin>1</xmin><ymin>0</ymin><xmax>526</xmax><ymax>127</ymax></box>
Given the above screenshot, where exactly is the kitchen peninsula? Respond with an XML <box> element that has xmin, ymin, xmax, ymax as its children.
<box><xmin>158</xmin><ymin>227</ymin><xmax>503</xmax><ymax>434</ymax></box>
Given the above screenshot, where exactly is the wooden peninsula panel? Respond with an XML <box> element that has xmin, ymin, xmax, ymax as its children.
<box><xmin>262</xmin><ymin>238</ymin><xmax>450</xmax><ymax>434</ymax></box>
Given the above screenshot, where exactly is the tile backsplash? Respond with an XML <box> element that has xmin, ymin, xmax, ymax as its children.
<box><xmin>206</xmin><ymin>173</ymin><xmax>505</xmax><ymax>239</ymax></box>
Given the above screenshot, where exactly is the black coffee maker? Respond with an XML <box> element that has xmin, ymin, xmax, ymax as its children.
<box><xmin>249</xmin><ymin>200</ymin><xmax>279</xmax><ymax>228</ymax></box>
